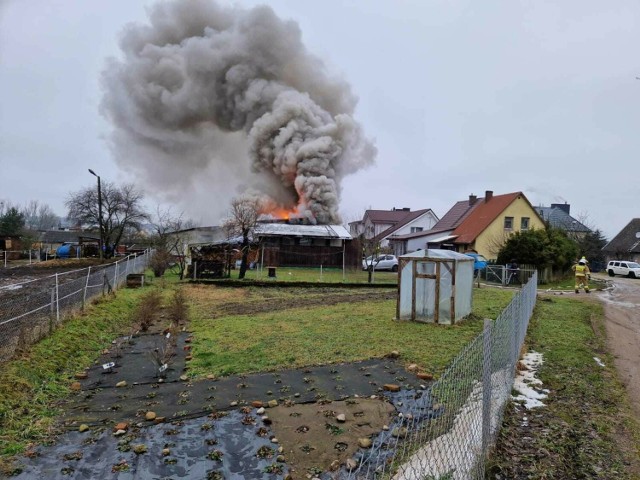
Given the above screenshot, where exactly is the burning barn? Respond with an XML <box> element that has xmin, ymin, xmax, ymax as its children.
<box><xmin>187</xmin><ymin>221</ymin><xmax>358</xmax><ymax>279</ymax></box>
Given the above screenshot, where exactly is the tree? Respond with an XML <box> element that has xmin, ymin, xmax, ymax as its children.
<box><xmin>575</xmin><ymin>229</ymin><xmax>608</xmax><ymax>265</ymax></box>
<box><xmin>149</xmin><ymin>207</ymin><xmax>194</xmax><ymax>279</ymax></box>
<box><xmin>21</xmin><ymin>200</ymin><xmax>60</xmax><ymax>231</ymax></box>
<box><xmin>224</xmin><ymin>197</ymin><xmax>262</xmax><ymax>279</ymax></box>
<box><xmin>497</xmin><ymin>227</ymin><xmax>577</xmax><ymax>273</ymax></box>
<box><xmin>0</xmin><ymin>206</ymin><xmax>25</xmax><ymax>236</ymax></box>
<box><xmin>66</xmin><ymin>182</ymin><xmax>148</xmax><ymax>258</ymax></box>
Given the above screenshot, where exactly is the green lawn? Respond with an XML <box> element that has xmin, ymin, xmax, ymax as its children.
<box><xmin>186</xmin><ymin>285</ymin><xmax>514</xmax><ymax>377</ymax></box>
<box><xmin>227</xmin><ymin>266</ymin><xmax>398</xmax><ymax>284</ymax></box>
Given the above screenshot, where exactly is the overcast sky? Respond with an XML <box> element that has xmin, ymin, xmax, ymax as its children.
<box><xmin>1</xmin><ymin>0</ymin><xmax>638</xmax><ymax>239</ymax></box>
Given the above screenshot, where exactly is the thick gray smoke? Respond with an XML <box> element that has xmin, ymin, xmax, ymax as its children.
<box><xmin>101</xmin><ymin>0</ymin><xmax>376</xmax><ymax>224</ymax></box>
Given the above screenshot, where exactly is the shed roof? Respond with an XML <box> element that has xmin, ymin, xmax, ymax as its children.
<box><xmin>400</xmin><ymin>248</ymin><xmax>473</xmax><ymax>261</ymax></box>
<box><xmin>39</xmin><ymin>230</ymin><xmax>98</xmax><ymax>243</ymax></box>
<box><xmin>255</xmin><ymin>223</ymin><xmax>351</xmax><ymax>239</ymax></box>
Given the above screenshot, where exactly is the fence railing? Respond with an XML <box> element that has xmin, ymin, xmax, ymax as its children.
<box><xmin>347</xmin><ymin>272</ymin><xmax>538</xmax><ymax>479</ymax></box>
<box><xmin>0</xmin><ymin>251</ymin><xmax>151</xmax><ymax>363</ymax></box>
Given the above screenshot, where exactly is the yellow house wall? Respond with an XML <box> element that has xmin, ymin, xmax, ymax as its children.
<box><xmin>470</xmin><ymin>196</ymin><xmax>545</xmax><ymax>259</ymax></box>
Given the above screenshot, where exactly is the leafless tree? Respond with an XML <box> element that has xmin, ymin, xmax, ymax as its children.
<box><xmin>21</xmin><ymin>200</ymin><xmax>60</xmax><ymax>230</ymax></box>
<box><xmin>224</xmin><ymin>197</ymin><xmax>262</xmax><ymax>279</ymax></box>
<box><xmin>66</xmin><ymin>182</ymin><xmax>148</xmax><ymax>258</ymax></box>
<box><xmin>149</xmin><ymin>206</ymin><xmax>194</xmax><ymax>279</ymax></box>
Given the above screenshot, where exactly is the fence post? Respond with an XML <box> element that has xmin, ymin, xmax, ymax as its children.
<box><xmin>49</xmin><ymin>288</ymin><xmax>55</xmax><ymax>334</ymax></box>
<box><xmin>482</xmin><ymin>318</ymin><xmax>493</xmax><ymax>461</ymax></box>
<box><xmin>55</xmin><ymin>273</ymin><xmax>60</xmax><ymax>325</ymax></box>
<box><xmin>83</xmin><ymin>266</ymin><xmax>91</xmax><ymax>310</ymax></box>
<box><xmin>115</xmin><ymin>261</ymin><xmax>119</xmax><ymax>289</ymax></box>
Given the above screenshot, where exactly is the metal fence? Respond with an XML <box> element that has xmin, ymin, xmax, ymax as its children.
<box><xmin>485</xmin><ymin>264</ymin><xmax>538</xmax><ymax>286</ymax></box>
<box><xmin>347</xmin><ymin>271</ymin><xmax>538</xmax><ymax>480</ymax></box>
<box><xmin>0</xmin><ymin>252</ymin><xmax>151</xmax><ymax>363</ymax></box>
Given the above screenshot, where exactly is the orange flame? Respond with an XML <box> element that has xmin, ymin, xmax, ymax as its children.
<box><xmin>264</xmin><ymin>207</ymin><xmax>298</xmax><ymax>221</ymax></box>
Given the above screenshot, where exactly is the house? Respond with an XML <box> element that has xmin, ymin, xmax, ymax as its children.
<box><xmin>602</xmin><ymin>218</ymin><xmax>640</xmax><ymax>263</ymax></box>
<box><xmin>349</xmin><ymin>208</ymin><xmax>439</xmax><ymax>248</ymax></box>
<box><xmin>536</xmin><ymin>203</ymin><xmax>590</xmax><ymax>238</ymax></box>
<box><xmin>389</xmin><ymin>191</ymin><xmax>545</xmax><ymax>259</ymax></box>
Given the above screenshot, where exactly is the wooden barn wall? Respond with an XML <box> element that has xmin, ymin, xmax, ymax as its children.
<box><xmin>261</xmin><ymin>241</ymin><xmax>361</xmax><ymax>268</ymax></box>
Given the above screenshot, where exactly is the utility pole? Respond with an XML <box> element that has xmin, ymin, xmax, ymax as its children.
<box><xmin>88</xmin><ymin>169</ymin><xmax>104</xmax><ymax>261</ymax></box>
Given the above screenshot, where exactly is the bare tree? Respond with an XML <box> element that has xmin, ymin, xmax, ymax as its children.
<box><xmin>21</xmin><ymin>200</ymin><xmax>60</xmax><ymax>231</ymax></box>
<box><xmin>66</xmin><ymin>182</ymin><xmax>148</xmax><ymax>258</ymax></box>
<box><xmin>224</xmin><ymin>197</ymin><xmax>262</xmax><ymax>279</ymax></box>
<box><xmin>149</xmin><ymin>206</ymin><xmax>194</xmax><ymax>279</ymax></box>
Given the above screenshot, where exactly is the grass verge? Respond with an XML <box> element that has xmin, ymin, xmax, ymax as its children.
<box><xmin>488</xmin><ymin>296</ymin><xmax>640</xmax><ymax>479</ymax></box>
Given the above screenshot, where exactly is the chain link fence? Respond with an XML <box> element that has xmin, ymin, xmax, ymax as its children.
<box><xmin>0</xmin><ymin>252</ymin><xmax>151</xmax><ymax>363</ymax></box>
<box><xmin>347</xmin><ymin>272</ymin><xmax>538</xmax><ymax>479</ymax></box>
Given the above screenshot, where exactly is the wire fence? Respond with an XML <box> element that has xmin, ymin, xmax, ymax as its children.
<box><xmin>346</xmin><ymin>271</ymin><xmax>538</xmax><ymax>480</ymax></box>
<box><xmin>0</xmin><ymin>251</ymin><xmax>151</xmax><ymax>363</ymax></box>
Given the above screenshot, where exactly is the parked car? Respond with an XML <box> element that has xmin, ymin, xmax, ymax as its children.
<box><xmin>606</xmin><ymin>260</ymin><xmax>640</xmax><ymax>278</ymax></box>
<box><xmin>362</xmin><ymin>254</ymin><xmax>399</xmax><ymax>272</ymax></box>
<box><xmin>464</xmin><ymin>252</ymin><xmax>488</xmax><ymax>275</ymax></box>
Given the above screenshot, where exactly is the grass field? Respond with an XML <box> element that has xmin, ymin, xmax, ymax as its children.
<box><xmin>221</xmin><ymin>266</ymin><xmax>398</xmax><ymax>284</ymax></box>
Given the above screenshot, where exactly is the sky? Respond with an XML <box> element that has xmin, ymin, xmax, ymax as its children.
<box><xmin>1</xmin><ymin>0</ymin><xmax>638</xmax><ymax>239</ymax></box>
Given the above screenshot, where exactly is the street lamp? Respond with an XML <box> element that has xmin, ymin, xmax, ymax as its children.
<box><xmin>88</xmin><ymin>169</ymin><xmax>104</xmax><ymax>260</ymax></box>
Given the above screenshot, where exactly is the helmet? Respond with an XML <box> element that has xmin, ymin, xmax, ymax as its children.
<box><xmin>579</xmin><ymin>260</ymin><xmax>585</xmax><ymax>265</ymax></box>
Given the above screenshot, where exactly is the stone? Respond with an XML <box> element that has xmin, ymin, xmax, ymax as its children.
<box><xmin>74</xmin><ymin>372</ymin><xmax>88</xmax><ymax>380</ymax></box>
<box><xmin>70</xmin><ymin>382</ymin><xmax>82</xmax><ymax>392</ymax></box>
<box><xmin>407</xmin><ymin>363</ymin><xmax>419</xmax><ymax>372</ymax></box>
<box><xmin>102</xmin><ymin>349</ymin><xmax>109</xmax><ymax>355</ymax></box>
<box><xmin>185</xmin><ymin>337</ymin><xmax>192</xmax><ymax>343</ymax></box>
<box><xmin>330</xmin><ymin>459</ymin><xmax>340</xmax><ymax>471</ymax></box>
<box><xmin>336</xmin><ymin>413</ymin><xmax>346</xmax><ymax>423</ymax></box>
<box><xmin>358</xmin><ymin>437</ymin><xmax>372</xmax><ymax>449</ymax></box>
<box><xmin>392</xmin><ymin>427</ymin><xmax>408</xmax><ymax>438</ymax></box>
<box><xmin>278</xmin><ymin>446</ymin><xmax>284</xmax><ymax>453</ymax></box>
<box><xmin>271</xmin><ymin>437</ymin><xmax>279</xmax><ymax>444</ymax></box>
<box><xmin>162</xmin><ymin>448</ymin><xmax>170</xmax><ymax>457</ymax></box>
<box><xmin>277</xmin><ymin>455</ymin><xmax>286</xmax><ymax>463</ymax></box>
<box><xmin>387</xmin><ymin>350</ymin><xmax>400</xmax><ymax>359</ymax></box>
<box><xmin>114</xmin><ymin>422</ymin><xmax>128</xmax><ymax>432</ymax></box>
<box><xmin>230</xmin><ymin>401</ymin><xmax>238</xmax><ymax>407</ymax></box>
<box><xmin>179</xmin><ymin>375</ymin><xmax>189</xmax><ymax>382</ymax></box>
<box><xmin>382</xmin><ymin>425</ymin><xmax>389</xmax><ymax>431</ymax></box>
<box><xmin>294</xmin><ymin>393</ymin><xmax>300</xmax><ymax>398</ymax></box>
<box><xmin>113</xmin><ymin>429</ymin><xmax>126</xmax><ymax>437</ymax></box>
<box><xmin>206</xmin><ymin>374</ymin><xmax>215</xmax><ymax>380</ymax></box>
<box><xmin>267</xmin><ymin>399</ymin><xmax>278</xmax><ymax>408</ymax></box>
<box><xmin>115</xmin><ymin>381</ymin><xmax>127</xmax><ymax>388</ymax></box>
<box><xmin>185</xmin><ymin>355</ymin><xmax>192</xmax><ymax>361</ymax></box>
<box><xmin>78</xmin><ymin>424</ymin><xmax>89</xmax><ymax>433</ymax></box>
<box><xmin>417</xmin><ymin>372</ymin><xmax>434</xmax><ymax>381</ymax></box>
<box><xmin>256</xmin><ymin>407</ymin><xmax>265</xmax><ymax>415</ymax></box>
<box><xmin>346</xmin><ymin>458</ymin><xmax>358</xmax><ymax>470</ymax></box>
<box><xmin>145</xmin><ymin>411</ymin><xmax>157</xmax><ymax>421</ymax></box>
<box><xmin>154</xmin><ymin>417</ymin><xmax>166</xmax><ymax>424</ymax></box>
<box><xmin>132</xmin><ymin>444</ymin><xmax>147</xmax><ymax>454</ymax></box>
<box><xmin>383</xmin><ymin>384</ymin><xmax>401</xmax><ymax>392</ymax></box>
<box><xmin>158</xmin><ymin>378</ymin><xmax>164</xmax><ymax>383</ymax></box>
<box><xmin>251</xmin><ymin>400</ymin><xmax>263</xmax><ymax>408</ymax></box>
<box><xmin>262</xmin><ymin>415</ymin><xmax>272</xmax><ymax>425</ymax></box>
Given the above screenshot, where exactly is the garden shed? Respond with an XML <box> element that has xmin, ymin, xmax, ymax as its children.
<box><xmin>397</xmin><ymin>249</ymin><xmax>474</xmax><ymax>324</ymax></box>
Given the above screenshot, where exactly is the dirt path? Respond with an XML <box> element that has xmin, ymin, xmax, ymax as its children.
<box><xmin>598</xmin><ymin>275</ymin><xmax>640</xmax><ymax>418</ymax></box>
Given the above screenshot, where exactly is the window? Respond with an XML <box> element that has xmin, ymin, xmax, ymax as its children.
<box><xmin>521</xmin><ymin>217</ymin><xmax>530</xmax><ymax>230</ymax></box>
<box><xmin>504</xmin><ymin>217</ymin><xmax>514</xmax><ymax>230</ymax></box>
<box><xmin>410</xmin><ymin>227</ymin><xmax>423</xmax><ymax>233</ymax></box>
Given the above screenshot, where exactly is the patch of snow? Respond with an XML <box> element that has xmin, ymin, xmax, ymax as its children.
<box><xmin>593</xmin><ymin>357</ymin><xmax>605</xmax><ymax>367</ymax></box>
<box><xmin>512</xmin><ymin>351</ymin><xmax>549</xmax><ymax>409</ymax></box>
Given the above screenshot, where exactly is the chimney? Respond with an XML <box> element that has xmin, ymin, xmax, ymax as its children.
<box><xmin>551</xmin><ymin>202</ymin><xmax>570</xmax><ymax>214</ymax></box>
<box><xmin>469</xmin><ymin>194</ymin><xmax>477</xmax><ymax>205</ymax></box>
<box><xmin>485</xmin><ymin>190</ymin><xmax>493</xmax><ymax>202</ymax></box>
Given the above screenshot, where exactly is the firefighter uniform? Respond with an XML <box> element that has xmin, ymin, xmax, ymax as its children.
<box><xmin>572</xmin><ymin>260</ymin><xmax>590</xmax><ymax>293</ymax></box>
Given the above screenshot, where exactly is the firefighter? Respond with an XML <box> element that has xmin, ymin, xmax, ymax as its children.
<box><xmin>572</xmin><ymin>258</ymin><xmax>591</xmax><ymax>293</ymax></box>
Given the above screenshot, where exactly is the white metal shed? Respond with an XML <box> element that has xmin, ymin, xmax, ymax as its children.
<box><xmin>397</xmin><ymin>249</ymin><xmax>474</xmax><ymax>324</ymax></box>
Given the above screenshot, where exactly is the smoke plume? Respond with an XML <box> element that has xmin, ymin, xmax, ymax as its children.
<box><xmin>101</xmin><ymin>0</ymin><xmax>375</xmax><ymax>224</ymax></box>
